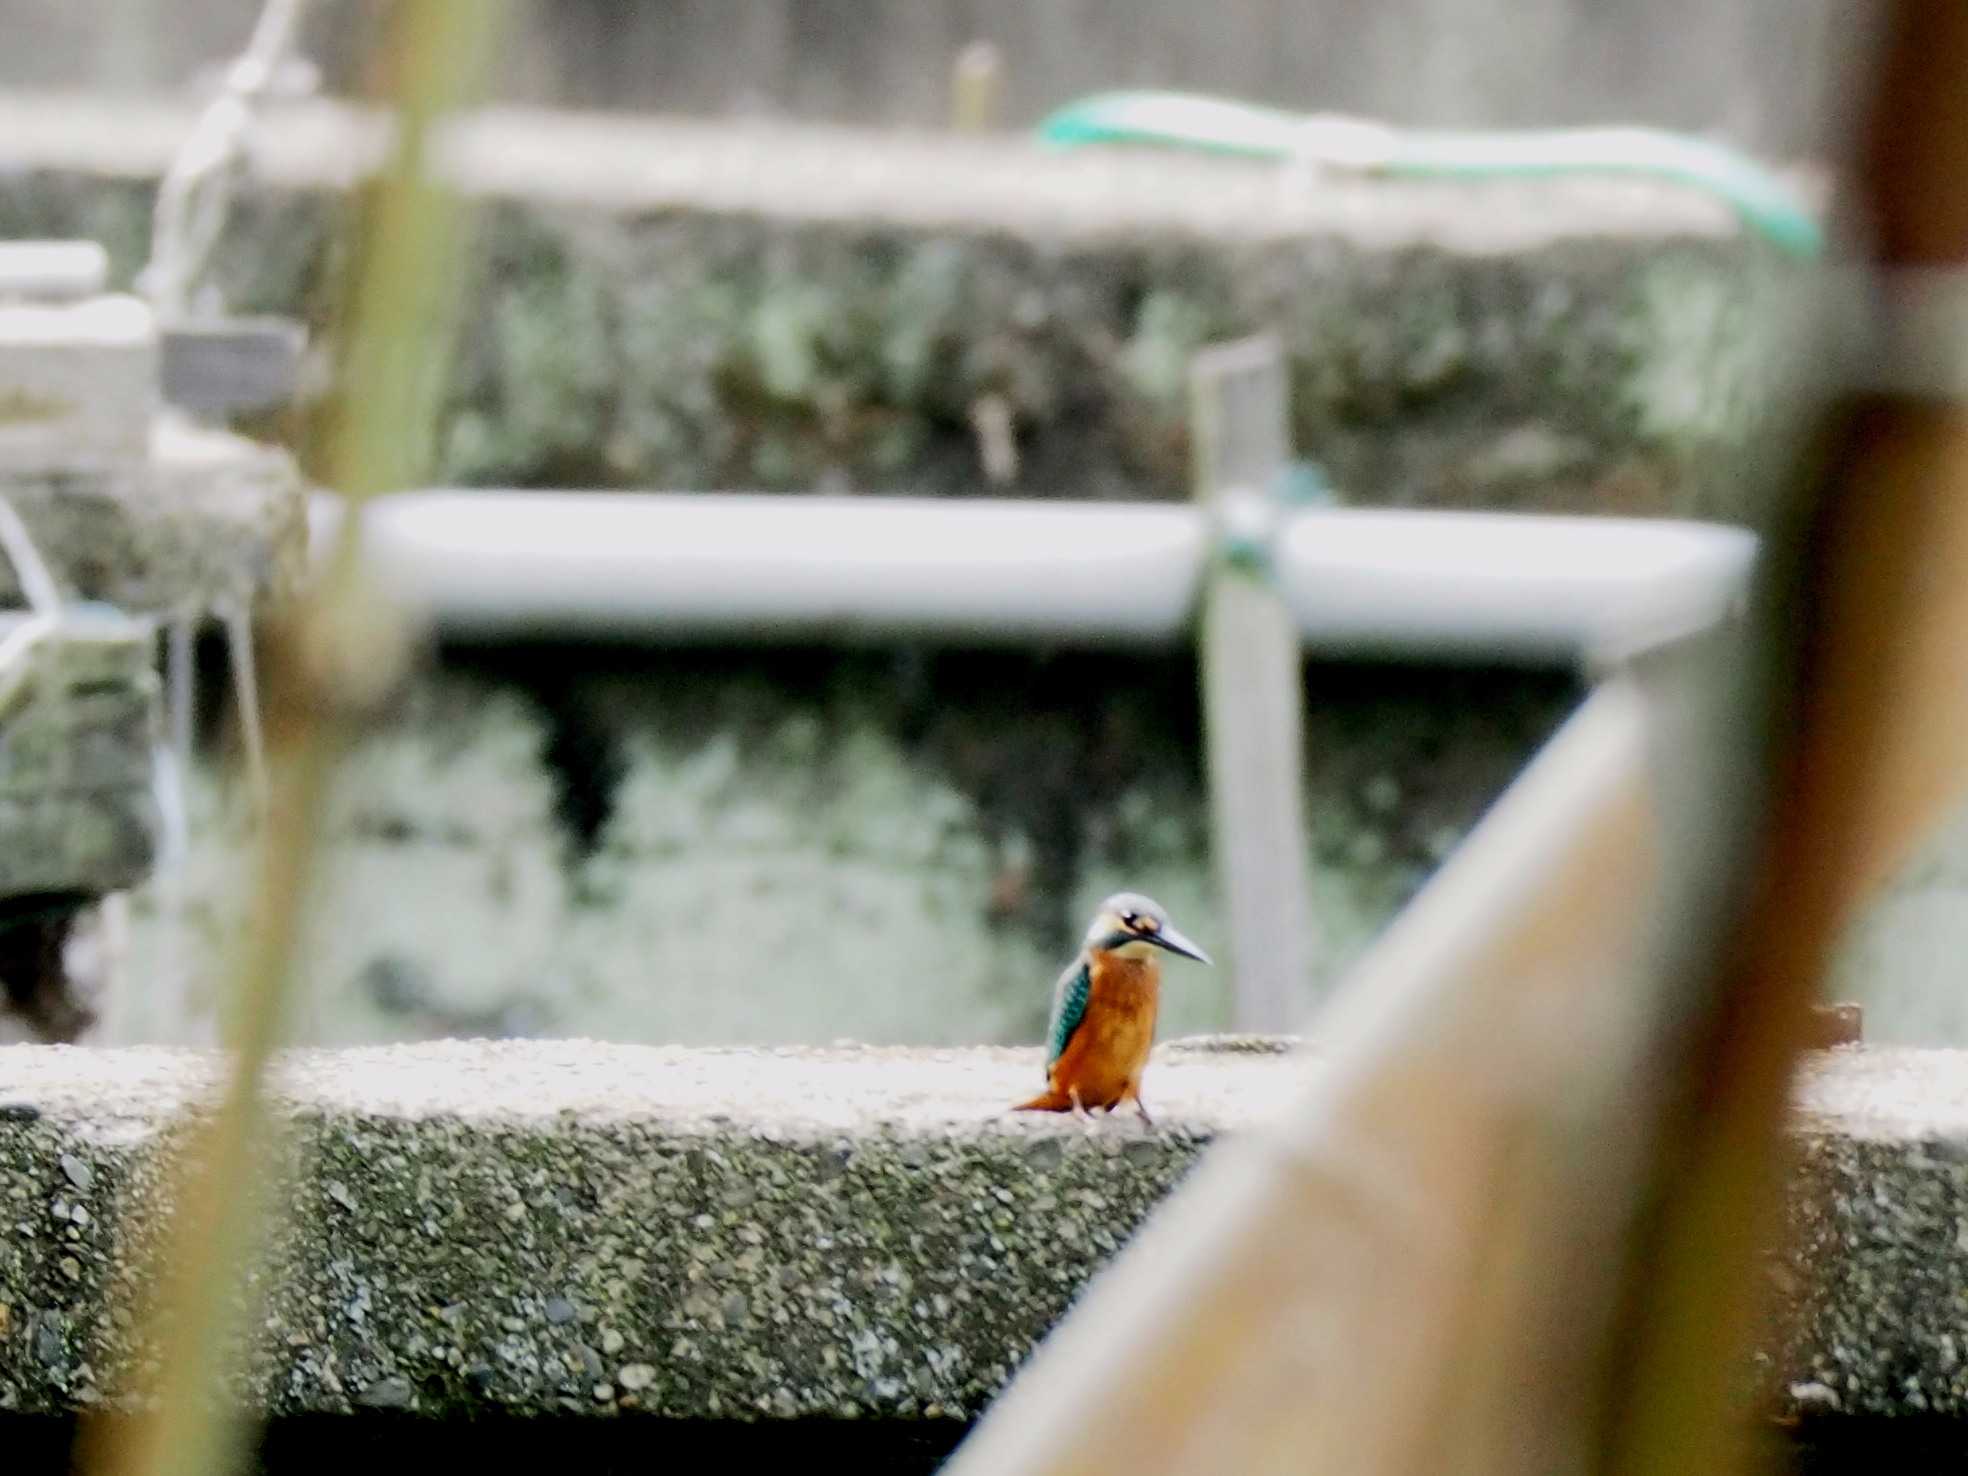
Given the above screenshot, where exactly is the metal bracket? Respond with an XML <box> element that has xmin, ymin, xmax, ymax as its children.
<box><xmin>160</xmin><ymin>316</ymin><xmax>308</xmax><ymax>419</ymax></box>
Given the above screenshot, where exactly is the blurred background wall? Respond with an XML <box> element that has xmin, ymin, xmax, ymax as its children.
<box><xmin>6</xmin><ymin>0</ymin><xmax>1860</xmax><ymax>160</ymax></box>
<box><xmin>14</xmin><ymin>0</ymin><xmax>1953</xmax><ymax>1053</ymax></box>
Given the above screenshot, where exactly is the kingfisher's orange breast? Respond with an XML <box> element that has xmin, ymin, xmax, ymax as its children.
<box><xmin>1048</xmin><ymin>951</ymin><xmax>1160</xmax><ymax>1110</ymax></box>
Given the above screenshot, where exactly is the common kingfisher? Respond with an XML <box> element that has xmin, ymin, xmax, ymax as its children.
<box><xmin>1013</xmin><ymin>892</ymin><xmax>1212</xmax><ymax>1126</ymax></box>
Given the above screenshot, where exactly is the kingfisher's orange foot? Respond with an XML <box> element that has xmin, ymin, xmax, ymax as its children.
<box><xmin>1068</xmin><ymin>1087</ymin><xmax>1097</xmax><ymax>1132</ymax></box>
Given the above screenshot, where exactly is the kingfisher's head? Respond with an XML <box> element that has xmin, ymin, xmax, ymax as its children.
<box><xmin>1081</xmin><ymin>891</ymin><xmax>1212</xmax><ymax>965</ymax></box>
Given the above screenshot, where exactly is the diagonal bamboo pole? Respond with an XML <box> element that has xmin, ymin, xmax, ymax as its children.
<box><xmin>944</xmin><ymin>673</ymin><xmax>1680</xmax><ymax>1476</ymax></box>
<box><xmin>74</xmin><ymin>7</ymin><xmax>507</xmax><ymax>1476</ymax></box>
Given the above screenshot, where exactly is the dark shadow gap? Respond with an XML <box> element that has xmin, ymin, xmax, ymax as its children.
<box><xmin>7</xmin><ymin>1412</ymin><xmax>1961</xmax><ymax>1473</ymax></box>
<box><xmin>8</xmin><ymin>1413</ymin><xmax>971</xmax><ymax>1476</ymax></box>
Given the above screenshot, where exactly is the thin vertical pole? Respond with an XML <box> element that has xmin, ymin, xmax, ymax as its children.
<box><xmin>1192</xmin><ymin>335</ymin><xmax>1315</xmax><ymax>1032</ymax></box>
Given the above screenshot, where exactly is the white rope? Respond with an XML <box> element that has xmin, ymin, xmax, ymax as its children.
<box><xmin>221</xmin><ymin>601</ymin><xmax>270</xmax><ymax>811</ymax></box>
<box><xmin>0</xmin><ymin>494</ymin><xmax>65</xmax><ymax>619</ymax></box>
<box><xmin>132</xmin><ymin>0</ymin><xmax>314</xmax><ymax>831</ymax></box>
<box><xmin>167</xmin><ymin>617</ymin><xmax>196</xmax><ymax>765</ymax></box>
<box><xmin>136</xmin><ymin>0</ymin><xmax>318</xmax><ymax>321</ymax></box>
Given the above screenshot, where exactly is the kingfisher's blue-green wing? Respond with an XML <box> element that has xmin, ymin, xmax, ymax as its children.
<box><xmin>1044</xmin><ymin>959</ymin><xmax>1091</xmax><ymax>1076</ymax></box>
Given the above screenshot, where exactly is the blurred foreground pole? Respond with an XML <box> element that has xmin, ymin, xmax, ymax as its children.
<box><xmin>945</xmin><ymin>654</ymin><xmax>1670</xmax><ymax>1476</ymax></box>
<box><xmin>1192</xmin><ymin>337</ymin><xmax>1315</xmax><ymax>1033</ymax></box>
<box><xmin>1607</xmin><ymin>3</ymin><xmax>1968</xmax><ymax>1470</ymax></box>
<box><xmin>75</xmin><ymin>5</ymin><xmax>506</xmax><ymax>1476</ymax></box>
<box><xmin>943</xmin><ymin>9</ymin><xmax>1963</xmax><ymax>1475</ymax></box>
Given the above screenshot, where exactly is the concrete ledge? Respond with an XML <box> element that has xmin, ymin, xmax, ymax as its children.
<box><xmin>0</xmin><ymin>92</ymin><xmax>1766</xmax><ymax>249</ymax></box>
<box><xmin>0</xmin><ymin>1039</ymin><xmax>1269</xmax><ymax>1420</ymax></box>
<box><xmin>0</xmin><ymin>89</ymin><xmax>1811</xmax><ymax>519</ymax></box>
<box><xmin>1784</xmin><ymin>1050</ymin><xmax>1968</xmax><ymax>1417</ymax></box>
<box><xmin>0</xmin><ymin>1039</ymin><xmax>1939</xmax><ymax>1423</ymax></box>
<box><xmin>0</xmin><ymin>418</ymin><xmax>309</xmax><ymax>617</ymax></box>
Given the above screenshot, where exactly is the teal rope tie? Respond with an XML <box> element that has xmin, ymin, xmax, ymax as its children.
<box><xmin>1037</xmin><ymin>90</ymin><xmax>1823</xmax><ymax>260</ymax></box>
<box><xmin>1219</xmin><ymin>461</ymin><xmax>1333</xmax><ymax>576</ymax></box>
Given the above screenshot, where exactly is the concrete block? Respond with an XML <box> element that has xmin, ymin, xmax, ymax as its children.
<box><xmin>0</xmin><ymin>419</ymin><xmax>309</xmax><ymax>617</ymax></box>
<box><xmin>0</xmin><ymin>295</ymin><xmax>156</xmax><ymax>477</ymax></box>
<box><xmin>159</xmin><ymin>316</ymin><xmax>307</xmax><ymax>419</ymax></box>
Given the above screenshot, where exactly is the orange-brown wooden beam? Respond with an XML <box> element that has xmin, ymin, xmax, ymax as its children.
<box><xmin>1605</xmin><ymin>4</ymin><xmax>1968</xmax><ymax>1471</ymax></box>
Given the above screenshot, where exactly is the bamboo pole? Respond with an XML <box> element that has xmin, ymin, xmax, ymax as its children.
<box><xmin>944</xmin><ymin>677</ymin><xmax>1669</xmax><ymax>1475</ymax></box>
<box><xmin>1605</xmin><ymin>5</ymin><xmax>1968</xmax><ymax>1469</ymax></box>
<box><xmin>74</xmin><ymin>6</ymin><xmax>507</xmax><ymax>1476</ymax></box>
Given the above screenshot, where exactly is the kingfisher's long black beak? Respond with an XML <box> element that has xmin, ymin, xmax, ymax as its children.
<box><xmin>1148</xmin><ymin>921</ymin><xmax>1212</xmax><ymax>965</ymax></box>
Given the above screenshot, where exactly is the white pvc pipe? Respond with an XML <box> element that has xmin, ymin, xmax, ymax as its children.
<box><xmin>0</xmin><ymin>240</ymin><xmax>109</xmax><ymax>302</ymax></box>
<box><xmin>311</xmin><ymin>490</ymin><xmax>1756</xmax><ymax>665</ymax></box>
<box><xmin>1275</xmin><ymin>508</ymin><xmax>1755</xmax><ymax>662</ymax></box>
<box><xmin>316</xmin><ymin>492</ymin><xmax>1206</xmax><ymax>646</ymax></box>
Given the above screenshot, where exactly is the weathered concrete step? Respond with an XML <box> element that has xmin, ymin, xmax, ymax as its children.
<box><xmin>0</xmin><ymin>90</ymin><xmax>1811</xmax><ymax>519</ymax></box>
<box><xmin>0</xmin><ymin>1038</ymin><xmax>1950</xmax><ymax>1423</ymax></box>
<box><xmin>0</xmin><ymin>416</ymin><xmax>313</xmax><ymax>617</ymax></box>
<box><xmin>0</xmin><ymin>240</ymin><xmax>310</xmax><ymax>617</ymax></box>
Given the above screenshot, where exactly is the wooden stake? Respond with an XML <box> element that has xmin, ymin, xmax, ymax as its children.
<box><xmin>950</xmin><ymin>41</ymin><xmax>1002</xmax><ymax>133</ymax></box>
<box><xmin>1191</xmin><ymin>335</ymin><xmax>1314</xmax><ymax>1033</ymax></box>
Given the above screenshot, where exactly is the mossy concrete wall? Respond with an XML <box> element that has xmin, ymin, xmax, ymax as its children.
<box><xmin>0</xmin><ymin>95</ymin><xmax>1815</xmax><ymax>520</ymax></box>
<box><xmin>101</xmin><ymin>653</ymin><xmax>1572</xmax><ymax>1048</ymax></box>
<box><xmin>0</xmin><ymin>1037</ymin><xmax>1948</xmax><ymax>1427</ymax></box>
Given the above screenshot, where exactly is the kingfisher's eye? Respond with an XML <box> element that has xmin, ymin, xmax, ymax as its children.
<box><xmin>1120</xmin><ymin>912</ymin><xmax>1137</xmax><ymax>928</ymax></box>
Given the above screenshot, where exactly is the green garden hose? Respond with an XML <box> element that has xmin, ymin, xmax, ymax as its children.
<box><xmin>1037</xmin><ymin>90</ymin><xmax>1823</xmax><ymax>259</ymax></box>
